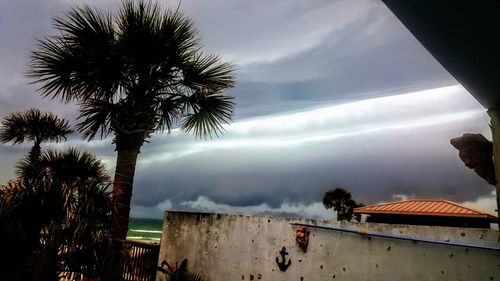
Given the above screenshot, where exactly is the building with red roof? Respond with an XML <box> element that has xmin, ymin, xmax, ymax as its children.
<box><xmin>354</xmin><ymin>199</ymin><xmax>497</xmax><ymax>228</ymax></box>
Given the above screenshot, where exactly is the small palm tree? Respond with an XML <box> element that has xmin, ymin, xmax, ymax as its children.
<box><xmin>29</xmin><ymin>0</ymin><xmax>235</xmax><ymax>239</ymax></box>
<box><xmin>0</xmin><ymin>148</ymin><xmax>117</xmax><ymax>280</ymax></box>
<box><xmin>323</xmin><ymin>188</ymin><xmax>362</xmax><ymax>222</ymax></box>
<box><xmin>159</xmin><ymin>259</ymin><xmax>206</xmax><ymax>281</ymax></box>
<box><xmin>0</xmin><ymin>108</ymin><xmax>72</xmax><ymax>163</ymax></box>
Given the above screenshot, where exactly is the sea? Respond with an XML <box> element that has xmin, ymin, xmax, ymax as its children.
<box><xmin>126</xmin><ymin>217</ymin><xmax>163</xmax><ymax>242</ymax></box>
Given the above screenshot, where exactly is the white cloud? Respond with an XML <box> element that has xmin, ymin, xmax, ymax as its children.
<box><xmin>178</xmin><ymin>196</ymin><xmax>334</xmax><ymax>220</ymax></box>
<box><xmin>461</xmin><ymin>190</ymin><xmax>497</xmax><ymax>216</ymax></box>
<box><xmin>392</xmin><ymin>194</ymin><xmax>412</xmax><ymax>201</ymax></box>
<box><xmin>130</xmin><ymin>196</ymin><xmax>334</xmax><ymax>220</ymax></box>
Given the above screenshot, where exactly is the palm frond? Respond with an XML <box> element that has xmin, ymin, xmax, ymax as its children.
<box><xmin>28</xmin><ymin>38</ymin><xmax>77</xmax><ymax>103</ymax></box>
<box><xmin>186</xmin><ymin>274</ymin><xmax>207</xmax><ymax>281</ymax></box>
<box><xmin>76</xmin><ymin>98</ymin><xmax>115</xmax><ymax>140</ymax></box>
<box><xmin>162</xmin><ymin>258</ymin><xmax>208</xmax><ymax>281</ymax></box>
<box><xmin>155</xmin><ymin>94</ymin><xmax>184</xmax><ymax>132</ymax></box>
<box><xmin>29</xmin><ymin>5</ymin><xmax>120</xmax><ymax>103</ymax></box>
<box><xmin>38</xmin><ymin>110</ymin><xmax>74</xmax><ymax>143</ymax></box>
<box><xmin>157</xmin><ymin>6</ymin><xmax>199</xmax><ymax>65</ymax></box>
<box><xmin>116</xmin><ymin>0</ymin><xmax>199</xmax><ymax>95</ymax></box>
<box><xmin>16</xmin><ymin>147</ymin><xmax>109</xmax><ymax>189</ymax></box>
<box><xmin>182</xmin><ymin>90</ymin><xmax>234</xmax><ymax>138</ymax></box>
<box><xmin>0</xmin><ymin>108</ymin><xmax>72</xmax><ymax>145</ymax></box>
<box><xmin>28</xmin><ymin>0</ymin><xmax>235</xmax><ymax>143</ymax></box>
<box><xmin>0</xmin><ymin>111</ymin><xmax>31</xmax><ymax>144</ymax></box>
<box><xmin>2</xmin><ymin>148</ymin><xmax>115</xmax><ymax>279</ymax></box>
<box><xmin>182</xmin><ymin>53</ymin><xmax>235</xmax><ymax>91</ymax></box>
<box><xmin>37</xmin><ymin>148</ymin><xmax>110</xmax><ymax>185</ymax></box>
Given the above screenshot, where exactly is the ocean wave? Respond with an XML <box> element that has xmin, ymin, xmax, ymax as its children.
<box><xmin>129</xmin><ymin>229</ymin><xmax>162</xmax><ymax>234</ymax></box>
<box><xmin>127</xmin><ymin>236</ymin><xmax>161</xmax><ymax>241</ymax></box>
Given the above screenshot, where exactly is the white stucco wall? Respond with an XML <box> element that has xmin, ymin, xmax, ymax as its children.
<box><xmin>157</xmin><ymin>211</ymin><xmax>500</xmax><ymax>281</ymax></box>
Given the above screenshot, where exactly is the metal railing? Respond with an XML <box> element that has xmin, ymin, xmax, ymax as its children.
<box><xmin>121</xmin><ymin>240</ymin><xmax>161</xmax><ymax>281</ymax></box>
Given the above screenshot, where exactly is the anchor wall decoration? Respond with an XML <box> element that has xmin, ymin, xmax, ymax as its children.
<box><xmin>275</xmin><ymin>247</ymin><xmax>291</xmax><ymax>272</ymax></box>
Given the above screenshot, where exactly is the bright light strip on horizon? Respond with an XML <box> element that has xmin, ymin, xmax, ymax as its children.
<box><xmin>225</xmin><ymin>84</ymin><xmax>472</xmax><ymax>134</ymax></box>
<box><xmin>192</xmin><ymin>110</ymin><xmax>483</xmax><ymax>150</ymax></box>
<box><xmin>140</xmin><ymin>84</ymin><xmax>485</xmax><ymax>164</ymax></box>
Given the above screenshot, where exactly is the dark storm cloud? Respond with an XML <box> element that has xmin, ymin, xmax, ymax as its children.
<box><xmin>222</xmin><ymin>0</ymin><xmax>455</xmax><ymax>118</ymax></box>
<box><xmin>132</xmin><ymin>118</ymin><xmax>492</xmax><ymax>209</ymax></box>
<box><xmin>0</xmin><ymin>144</ymin><xmax>26</xmax><ymax>181</ymax></box>
<box><xmin>127</xmin><ymin>86</ymin><xmax>491</xmax><ymax>213</ymax></box>
<box><xmin>0</xmin><ymin>0</ymin><xmax>118</xmax><ymax>122</ymax></box>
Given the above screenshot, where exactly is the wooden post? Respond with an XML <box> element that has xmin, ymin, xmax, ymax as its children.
<box><xmin>487</xmin><ymin>106</ymin><xmax>500</xmax><ymax>227</ymax></box>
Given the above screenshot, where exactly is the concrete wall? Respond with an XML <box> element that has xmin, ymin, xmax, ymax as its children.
<box><xmin>157</xmin><ymin>211</ymin><xmax>500</xmax><ymax>281</ymax></box>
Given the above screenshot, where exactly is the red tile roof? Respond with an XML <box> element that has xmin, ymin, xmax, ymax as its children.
<box><xmin>354</xmin><ymin>199</ymin><xmax>497</xmax><ymax>220</ymax></box>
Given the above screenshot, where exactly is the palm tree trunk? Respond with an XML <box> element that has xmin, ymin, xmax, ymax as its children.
<box><xmin>112</xmin><ymin>136</ymin><xmax>143</xmax><ymax>240</ymax></box>
<box><xmin>29</xmin><ymin>141</ymin><xmax>41</xmax><ymax>163</ymax></box>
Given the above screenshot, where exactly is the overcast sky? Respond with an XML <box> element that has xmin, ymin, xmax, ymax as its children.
<box><xmin>0</xmin><ymin>0</ymin><xmax>495</xmax><ymax>219</ymax></box>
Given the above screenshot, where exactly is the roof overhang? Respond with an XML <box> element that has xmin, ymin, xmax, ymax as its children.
<box><xmin>382</xmin><ymin>0</ymin><xmax>500</xmax><ymax>109</ymax></box>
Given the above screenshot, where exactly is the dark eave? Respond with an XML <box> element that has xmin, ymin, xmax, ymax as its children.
<box><xmin>382</xmin><ymin>0</ymin><xmax>500</xmax><ymax>108</ymax></box>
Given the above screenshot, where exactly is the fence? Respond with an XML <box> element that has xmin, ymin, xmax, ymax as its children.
<box><xmin>59</xmin><ymin>239</ymin><xmax>160</xmax><ymax>281</ymax></box>
<box><xmin>122</xmin><ymin>240</ymin><xmax>160</xmax><ymax>281</ymax></box>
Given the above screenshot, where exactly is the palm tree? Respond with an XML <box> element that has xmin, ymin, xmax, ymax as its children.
<box><xmin>0</xmin><ymin>108</ymin><xmax>72</xmax><ymax>163</ymax></box>
<box><xmin>323</xmin><ymin>188</ymin><xmax>362</xmax><ymax>222</ymax></box>
<box><xmin>0</xmin><ymin>148</ymin><xmax>117</xmax><ymax>280</ymax></box>
<box><xmin>28</xmin><ymin>0</ymin><xmax>235</xmax><ymax>239</ymax></box>
<box><xmin>159</xmin><ymin>259</ymin><xmax>205</xmax><ymax>281</ymax></box>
